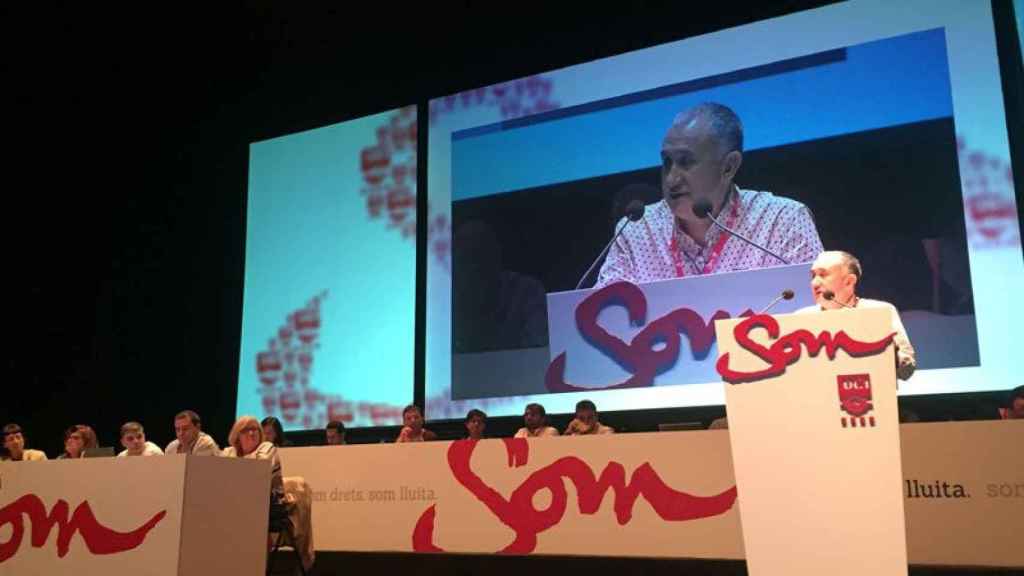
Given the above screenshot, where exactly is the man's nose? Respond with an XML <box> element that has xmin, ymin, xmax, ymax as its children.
<box><xmin>665</xmin><ymin>165</ymin><xmax>683</xmax><ymax>186</ymax></box>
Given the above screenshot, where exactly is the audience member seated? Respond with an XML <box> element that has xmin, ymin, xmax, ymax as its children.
<box><xmin>165</xmin><ymin>410</ymin><xmax>220</xmax><ymax>456</ymax></box>
<box><xmin>325</xmin><ymin>420</ymin><xmax>346</xmax><ymax>445</ymax></box>
<box><xmin>117</xmin><ymin>421</ymin><xmax>164</xmax><ymax>457</ymax></box>
<box><xmin>1</xmin><ymin>423</ymin><xmax>47</xmax><ymax>461</ymax></box>
<box><xmin>465</xmin><ymin>409</ymin><xmax>487</xmax><ymax>440</ymax></box>
<box><xmin>262</xmin><ymin>416</ymin><xmax>291</xmax><ymax>447</ymax></box>
<box><xmin>56</xmin><ymin>424</ymin><xmax>97</xmax><ymax>459</ymax></box>
<box><xmin>514</xmin><ymin>403</ymin><xmax>559</xmax><ymax>438</ymax></box>
<box><xmin>396</xmin><ymin>405</ymin><xmax>437</xmax><ymax>443</ymax></box>
<box><xmin>999</xmin><ymin>385</ymin><xmax>1024</xmax><ymax>420</ymax></box>
<box><xmin>564</xmin><ymin>400</ymin><xmax>615</xmax><ymax>435</ymax></box>
<box><xmin>223</xmin><ymin>415</ymin><xmax>285</xmax><ymax>505</ymax></box>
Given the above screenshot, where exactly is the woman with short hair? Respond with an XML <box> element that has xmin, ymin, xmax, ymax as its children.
<box><xmin>223</xmin><ymin>416</ymin><xmax>284</xmax><ymax>505</ymax></box>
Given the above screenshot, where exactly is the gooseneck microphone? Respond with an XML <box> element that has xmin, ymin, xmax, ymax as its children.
<box><xmin>692</xmin><ymin>199</ymin><xmax>790</xmax><ymax>265</ymax></box>
<box><xmin>759</xmin><ymin>289</ymin><xmax>795</xmax><ymax>314</ymax></box>
<box><xmin>823</xmin><ymin>290</ymin><xmax>855</xmax><ymax>309</ymax></box>
<box><xmin>575</xmin><ymin>200</ymin><xmax>646</xmax><ymax>290</ymax></box>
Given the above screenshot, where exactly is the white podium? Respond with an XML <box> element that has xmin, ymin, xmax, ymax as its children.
<box><xmin>0</xmin><ymin>455</ymin><xmax>270</xmax><ymax>576</ymax></box>
<box><xmin>715</xmin><ymin>308</ymin><xmax>908</xmax><ymax>576</ymax></box>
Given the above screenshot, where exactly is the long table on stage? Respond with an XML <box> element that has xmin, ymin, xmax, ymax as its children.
<box><xmin>279</xmin><ymin>420</ymin><xmax>1023</xmax><ymax>569</ymax></box>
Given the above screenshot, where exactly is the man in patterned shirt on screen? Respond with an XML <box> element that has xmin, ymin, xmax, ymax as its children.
<box><xmin>596</xmin><ymin>102</ymin><xmax>823</xmax><ymax>287</ymax></box>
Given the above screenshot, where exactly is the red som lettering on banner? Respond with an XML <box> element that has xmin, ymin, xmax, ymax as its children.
<box><xmin>716</xmin><ymin>314</ymin><xmax>895</xmax><ymax>384</ymax></box>
<box><xmin>411</xmin><ymin>438</ymin><xmax>737</xmax><ymax>554</ymax></box>
<box><xmin>546</xmin><ymin>282</ymin><xmax>752</xmax><ymax>393</ymax></box>
<box><xmin>0</xmin><ymin>494</ymin><xmax>167</xmax><ymax>562</ymax></box>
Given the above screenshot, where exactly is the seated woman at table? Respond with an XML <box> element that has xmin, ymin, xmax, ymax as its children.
<box><xmin>261</xmin><ymin>416</ymin><xmax>290</xmax><ymax>447</ymax></box>
<box><xmin>223</xmin><ymin>416</ymin><xmax>284</xmax><ymax>505</ymax></box>
<box><xmin>1</xmin><ymin>423</ymin><xmax>48</xmax><ymax>461</ymax></box>
<box><xmin>396</xmin><ymin>405</ymin><xmax>437</xmax><ymax>443</ymax></box>
<box><xmin>56</xmin><ymin>424</ymin><xmax>98</xmax><ymax>459</ymax></box>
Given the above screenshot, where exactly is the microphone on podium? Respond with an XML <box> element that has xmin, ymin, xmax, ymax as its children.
<box><xmin>823</xmin><ymin>290</ymin><xmax>855</xmax><ymax>309</ymax></box>
<box><xmin>575</xmin><ymin>200</ymin><xmax>646</xmax><ymax>290</ymax></box>
<box><xmin>759</xmin><ymin>289</ymin><xmax>795</xmax><ymax>314</ymax></box>
<box><xmin>692</xmin><ymin>199</ymin><xmax>790</xmax><ymax>265</ymax></box>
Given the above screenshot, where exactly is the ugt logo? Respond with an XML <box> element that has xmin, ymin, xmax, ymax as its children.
<box><xmin>837</xmin><ymin>373</ymin><xmax>875</xmax><ymax>428</ymax></box>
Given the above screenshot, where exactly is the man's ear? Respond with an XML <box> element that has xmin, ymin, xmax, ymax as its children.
<box><xmin>846</xmin><ymin>272</ymin><xmax>858</xmax><ymax>291</ymax></box>
<box><xmin>722</xmin><ymin>150</ymin><xmax>742</xmax><ymax>180</ymax></box>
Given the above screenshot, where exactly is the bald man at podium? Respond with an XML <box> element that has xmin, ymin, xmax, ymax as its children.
<box><xmin>797</xmin><ymin>250</ymin><xmax>916</xmax><ymax>380</ymax></box>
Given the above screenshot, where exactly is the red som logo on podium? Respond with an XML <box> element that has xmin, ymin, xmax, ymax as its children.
<box><xmin>837</xmin><ymin>373</ymin><xmax>875</xmax><ymax>428</ymax></box>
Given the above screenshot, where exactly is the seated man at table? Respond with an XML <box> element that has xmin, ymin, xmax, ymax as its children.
<box><xmin>165</xmin><ymin>410</ymin><xmax>221</xmax><ymax>455</ymax></box>
<box><xmin>1</xmin><ymin>423</ymin><xmax>47</xmax><ymax>461</ymax></box>
<box><xmin>999</xmin><ymin>386</ymin><xmax>1024</xmax><ymax>420</ymax></box>
<box><xmin>464</xmin><ymin>409</ymin><xmax>487</xmax><ymax>440</ymax></box>
<box><xmin>596</xmin><ymin>102</ymin><xmax>823</xmax><ymax>287</ymax></box>
<box><xmin>564</xmin><ymin>400</ymin><xmax>615</xmax><ymax>435</ymax></box>
<box><xmin>325</xmin><ymin>420</ymin><xmax>346</xmax><ymax>445</ymax></box>
<box><xmin>396</xmin><ymin>405</ymin><xmax>437</xmax><ymax>443</ymax></box>
<box><xmin>514</xmin><ymin>403</ymin><xmax>560</xmax><ymax>438</ymax></box>
<box><xmin>118</xmin><ymin>421</ymin><xmax>164</xmax><ymax>457</ymax></box>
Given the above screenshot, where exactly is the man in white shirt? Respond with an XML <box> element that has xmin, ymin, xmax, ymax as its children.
<box><xmin>597</xmin><ymin>102</ymin><xmax>823</xmax><ymax>287</ymax></box>
<box><xmin>797</xmin><ymin>251</ymin><xmax>916</xmax><ymax>380</ymax></box>
<box><xmin>165</xmin><ymin>410</ymin><xmax>221</xmax><ymax>455</ymax></box>
<box><xmin>513</xmin><ymin>403</ymin><xmax>560</xmax><ymax>438</ymax></box>
<box><xmin>117</xmin><ymin>421</ymin><xmax>164</xmax><ymax>457</ymax></box>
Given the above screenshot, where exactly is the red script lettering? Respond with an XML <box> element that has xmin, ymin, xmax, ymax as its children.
<box><xmin>546</xmin><ymin>281</ymin><xmax>752</xmax><ymax>393</ymax></box>
<box><xmin>412</xmin><ymin>439</ymin><xmax>737</xmax><ymax>554</ymax></box>
<box><xmin>0</xmin><ymin>494</ymin><xmax>167</xmax><ymax>562</ymax></box>
<box><xmin>716</xmin><ymin>314</ymin><xmax>895</xmax><ymax>384</ymax></box>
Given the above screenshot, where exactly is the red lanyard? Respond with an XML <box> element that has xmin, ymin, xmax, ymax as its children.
<box><xmin>670</xmin><ymin>195</ymin><xmax>740</xmax><ymax>277</ymax></box>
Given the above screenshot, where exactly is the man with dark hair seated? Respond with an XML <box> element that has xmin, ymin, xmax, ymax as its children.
<box><xmin>165</xmin><ymin>410</ymin><xmax>220</xmax><ymax>456</ymax></box>
<box><xmin>396</xmin><ymin>405</ymin><xmax>437</xmax><ymax>443</ymax></box>
<box><xmin>118</xmin><ymin>421</ymin><xmax>164</xmax><ymax>456</ymax></box>
<box><xmin>564</xmin><ymin>400</ymin><xmax>615</xmax><ymax>435</ymax></box>
<box><xmin>1000</xmin><ymin>386</ymin><xmax>1024</xmax><ymax>420</ymax></box>
<box><xmin>325</xmin><ymin>420</ymin><xmax>346</xmax><ymax>445</ymax></box>
<box><xmin>464</xmin><ymin>409</ymin><xmax>487</xmax><ymax>440</ymax></box>
<box><xmin>1</xmin><ymin>424</ymin><xmax>47</xmax><ymax>461</ymax></box>
<box><xmin>514</xmin><ymin>403</ymin><xmax>559</xmax><ymax>438</ymax></box>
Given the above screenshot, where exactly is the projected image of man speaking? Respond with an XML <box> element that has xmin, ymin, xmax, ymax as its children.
<box><xmin>596</xmin><ymin>102</ymin><xmax>823</xmax><ymax>287</ymax></box>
